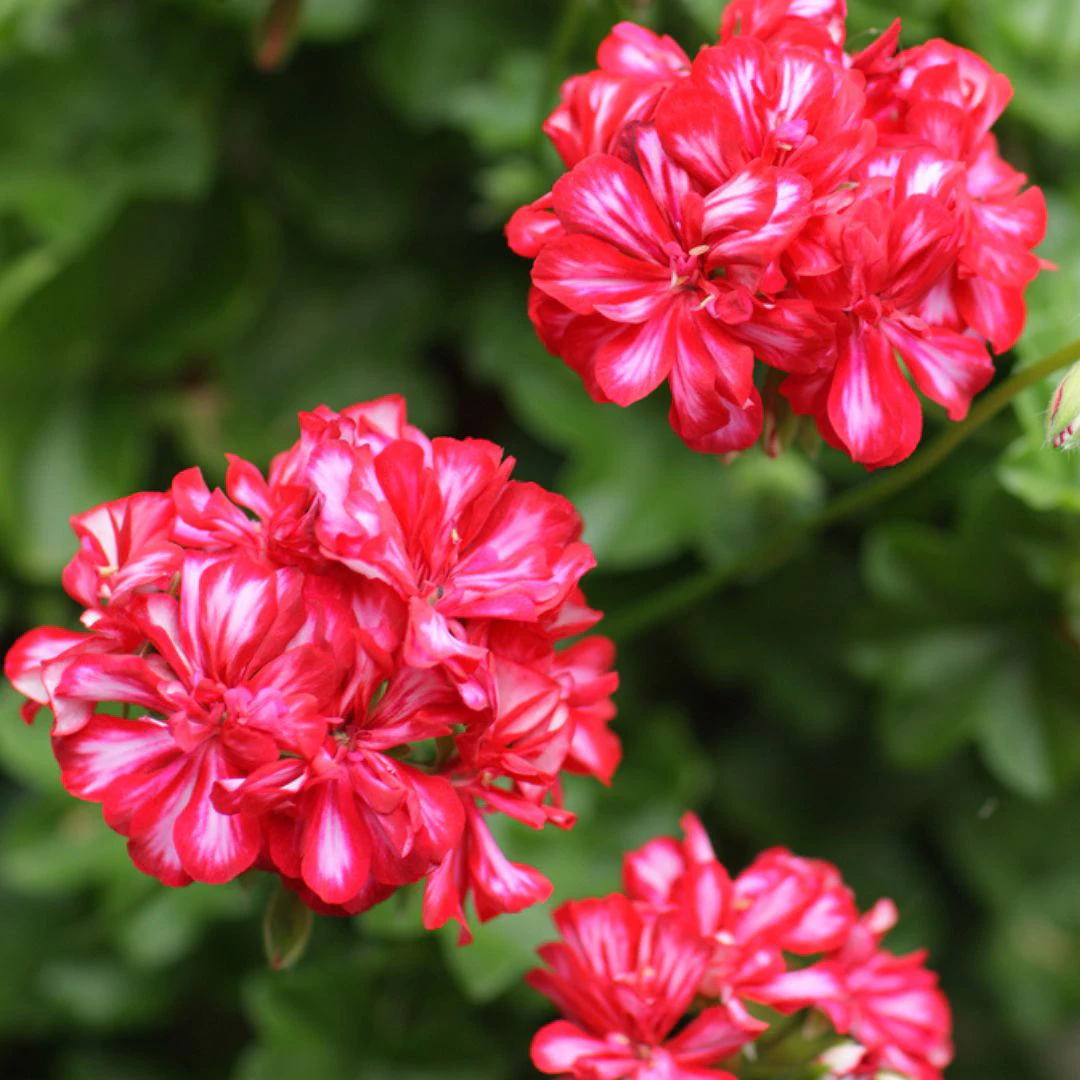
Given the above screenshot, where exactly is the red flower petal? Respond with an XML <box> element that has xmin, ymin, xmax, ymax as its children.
<box><xmin>174</xmin><ymin>742</ymin><xmax>261</xmax><ymax>884</ymax></box>
<box><xmin>827</xmin><ymin>321</ymin><xmax>922</xmax><ymax>468</ymax></box>
<box><xmin>881</xmin><ymin>317</ymin><xmax>994</xmax><ymax>421</ymax></box>
<box><xmin>533</xmin><ymin>234</ymin><xmax>670</xmax><ymax>322</ymax></box>
<box><xmin>300</xmin><ymin>777</ymin><xmax>373</xmax><ymax>905</ymax></box>
<box><xmin>552</xmin><ymin>153</ymin><xmax>677</xmax><ymax>263</ymax></box>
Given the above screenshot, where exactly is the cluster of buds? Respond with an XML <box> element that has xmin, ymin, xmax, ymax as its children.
<box><xmin>4</xmin><ymin>397</ymin><xmax>619</xmax><ymax>939</ymax></box>
<box><xmin>529</xmin><ymin>814</ymin><xmax>951</xmax><ymax>1080</ymax></box>
<box><xmin>508</xmin><ymin>0</ymin><xmax>1048</xmax><ymax>468</ymax></box>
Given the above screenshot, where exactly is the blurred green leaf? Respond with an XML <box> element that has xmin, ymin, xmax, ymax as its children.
<box><xmin>263</xmin><ymin>883</ymin><xmax>314</xmax><ymax>971</ymax></box>
<box><xmin>239</xmin><ymin>946</ymin><xmax>505</xmax><ymax>1079</ymax></box>
<box><xmin>168</xmin><ymin>0</ymin><xmax>376</xmax><ymax>41</ymax></box>
<box><xmin>0</xmin><ymin>684</ymin><xmax>59</xmax><ymax>794</ymax></box>
<box><xmin>116</xmin><ymin>884</ymin><xmax>252</xmax><ymax>970</ymax></box>
<box><xmin>0</xmin><ymin>6</ymin><xmax>220</xmax><ymax>254</ymax></box>
<box><xmin>0</xmin><ymin>799</ymin><xmax>130</xmax><ymax>897</ymax></box>
<box><xmin>853</xmin><ymin>491</ymin><xmax>1080</xmax><ymax>796</ymax></box>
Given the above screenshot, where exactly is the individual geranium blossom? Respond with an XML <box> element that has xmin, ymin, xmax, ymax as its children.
<box><xmin>781</xmin><ymin>148</ymin><xmax>995</xmax><ymax>466</ymax></box>
<box><xmin>528</xmin><ymin>814</ymin><xmax>952</xmax><ymax>1080</ymax></box>
<box><xmin>508</xmin><ymin>1</ymin><xmax>1049</xmax><ymax>468</ymax></box>
<box><xmin>6</xmin><ymin>492</ymin><xmax>181</xmax><ymax>730</ymax></box>
<box><xmin>3</xmin><ymin>396</ymin><xmax>618</xmax><ymax>939</ymax></box>
<box><xmin>816</xmin><ymin>901</ymin><xmax>953</xmax><ymax>1080</ymax></box>
<box><xmin>220</xmin><ymin>665</ymin><xmax>465</xmax><ymax>907</ymax></box>
<box><xmin>720</xmin><ymin>0</ymin><xmax>848</xmax><ymax>59</ymax></box>
<box><xmin>863</xmin><ymin>37</ymin><xmax>1049</xmax><ymax>355</ymax></box>
<box><xmin>653</xmin><ymin>35</ymin><xmax>874</xmax><ymax>200</ymax></box>
<box><xmin>531</xmin><ymin>123</ymin><xmax>825</xmax><ymax>452</ymax></box>
<box><xmin>543</xmin><ymin>22</ymin><xmax>689</xmax><ymax>170</ymax></box>
<box><xmin>307</xmin><ymin>430</ymin><xmax>595</xmax><ymax>705</ymax></box>
<box><xmin>53</xmin><ymin>552</ymin><xmax>338</xmax><ymax>885</ymax></box>
<box><xmin>528</xmin><ymin>894</ymin><xmax>758</xmax><ymax>1078</ymax></box>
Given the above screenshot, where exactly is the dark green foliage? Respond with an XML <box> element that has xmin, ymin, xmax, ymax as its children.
<box><xmin>0</xmin><ymin>1</ymin><xmax>1077</xmax><ymax>1077</ymax></box>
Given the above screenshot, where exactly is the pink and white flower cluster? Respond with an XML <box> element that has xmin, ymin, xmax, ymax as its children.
<box><xmin>4</xmin><ymin>397</ymin><xmax>618</xmax><ymax>939</ymax></box>
<box><xmin>508</xmin><ymin>0</ymin><xmax>1048</xmax><ymax>467</ymax></box>
<box><xmin>529</xmin><ymin>814</ymin><xmax>952</xmax><ymax>1079</ymax></box>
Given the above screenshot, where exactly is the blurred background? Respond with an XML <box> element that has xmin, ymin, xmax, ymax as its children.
<box><xmin>0</xmin><ymin>0</ymin><xmax>1079</xmax><ymax>1077</ymax></box>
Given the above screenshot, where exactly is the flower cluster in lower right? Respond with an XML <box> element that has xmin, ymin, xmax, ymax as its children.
<box><xmin>528</xmin><ymin>814</ymin><xmax>950</xmax><ymax>1080</ymax></box>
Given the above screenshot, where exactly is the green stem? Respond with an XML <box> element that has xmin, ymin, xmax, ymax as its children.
<box><xmin>607</xmin><ymin>337</ymin><xmax>1080</xmax><ymax>642</ymax></box>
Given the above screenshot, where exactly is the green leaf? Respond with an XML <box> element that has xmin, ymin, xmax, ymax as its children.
<box><xmin>240</xmin><ymin>946</ymin><xmax>505</xmax><ymax>1078</ymax></box>
<box><xmin>866</xmin><ymin>627</ymin><xmax>1011</xmax><ymax>766</ymax></box>
<box><xmin>0</xmin><ymin>6</ymin><xmax>221</xmax><ymax>254</ymax></box>
<box><xmin>854</xmin><ymin>497</ymin><xmax>1079</xmax><ymax>794</ymax></box>
<box><xmin>168</xmin><ymin>0</ymin><xmax>376</xmax><ymax>41</ymax></box>
<box><xmin>0</xmin><ymin>799</ymin><xmax>131</xmax><ymax>897</ymax></box>
<box><xmin>0</xmin><ymin>684</ymin><xmax>60</xmax><ymax>794</ymax></box>
<box><xmin>975</xmin><ymin>661</ymin><xmax>1055</xmax><ymax>800</ymax></box>
<box><xmin>0</xmin><ymin>395</ymin><xmax>148</xmax><ymax>581</ymax></box>
<box><xmin>263</xmin><ymin>883</ymin><xmax>315</xmax><ymax>971</ymax></box>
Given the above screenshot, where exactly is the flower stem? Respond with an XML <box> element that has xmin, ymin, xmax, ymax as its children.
<box><xmin>607</xmin><ymin>337</ymin><xmax>1080</xmax><ymax>642</ymax></box>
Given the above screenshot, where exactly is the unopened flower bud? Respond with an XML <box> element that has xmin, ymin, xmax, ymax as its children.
<box><xmin>1046</xmin><ymin>362</ymin><xmax>1080</xmax><ymax>449</ymax></box>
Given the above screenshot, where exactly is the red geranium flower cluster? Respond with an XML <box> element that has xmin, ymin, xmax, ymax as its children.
<box><xmin>508</xmin><ymin>1</ymin><xmax>1048</xmax><ymax>467</ymax></box>
<box><xmin>4</xmin><ymin>397</ymin><xmax>618</xmax><ymax>939</ymax></box>
<box><xmin>529</xmin><ymin>814</ymin><xmax>951</xmax><ymax>1079</ymax></box>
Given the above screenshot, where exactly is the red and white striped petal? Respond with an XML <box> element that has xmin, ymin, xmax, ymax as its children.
<box><xmin>552</xmin><ymin>153</ymin><xmax>676</xmax><ymax>263</ymax></box>
<box><xmin>886</xmin><ymin>196</ymin><xmax>959</xmax><ymax>308</ymax></box>
<box><xmin>691</xmin><ymin>39</ymin><xmax>769</xmax><ymax>156</ymax></box>
<box><xmin>131</xmin><ymin>593</ymin><xmax>192</xmax><ymax>682</ymax></box>
<box><xmin>882</xmin><ymin>317</ymin><xmax>994</xmax><ymax>421</ymax></box>
<box><xmin>674</xmin><ymin>383</ymin><xmax>763</xmax><ymax>455</ymax></box>
<box><xmin>827</xmin><ymin>321</ymin><xmax>923</xmax><ymax>468</ymax></box>
<box><xmin>630</xmin><ymin>125</ymin><xmax>697</xmax><ymax>248</ymax></box>
<box><xmin>666</xmin><ymin>1003</ymin><xmax>763</xmax><ymax>1065</ymax></box>
<box><xmin>734</xmin><ymin>298</ymin><xmax>834</xmax><ymax>374</ymax></box>
<box><xmin>506</xmin><ymin>192</ymin><xmax>565</xmax><ymax>258</ymax></box>
<box><xmin>224</xmin><ymin>454</ymin><xmax>274</xmax><ymax>520</ymax></box>
<box><xmin>301</xmin><ymin>777</ymin><xmax>373</xmax><ymax>905</ymax></box>
<box><xmin>467</xmin><ymin>808</ymin><xmax>552</xmax><ymax>922</ymax></box>
<box><xmin>591</xmin><ymin>300</ymin><xmax>681</xmax><ymax>406</ymax></box>
<box><xmin>957</xmin><ymin>275</ymin><xmax>1026</xmax><ymax>353</ymax></box>
<box><xmin>126</xmin><ymin>756</ymin><xmax>198</xmax><ymax>887</ymax></box>
<box><xmin>702</xmin><ymin>164</ymin><xmax>778</xmax><ymax>238</ymax></box>
<box><xmin>402</xmin><ymin>598</ymin><xmax>488</xmax><ymax>682</ymax></box>
<box><xmin>53</xmin><ymin>713</ymin><xmax>177</xmax><ymax>803</ymax></box>
<box><xmin>56</xmin><ymin>653</ymin><xmax>166</xmax><ymax>714</ymax></box>
<box><xmin>597</xmin><ymin>22</ymin><xmax>689</xmax><ymax>80</ymax></box>
<box><xmin>444</xmin><ymin>484</ymin><xmax>593</xmax><ymax>621</ymax></box>
<box><xmin>748</xmin><ymin>961</ymin><xmax>847</xmax><ymax>1010</ymax></box>
<box><xmin>174</xmin><ymin>741</ymin><xmax>261</xmax><ymax>884</ymax></box>
<box><xmin>655</xmin><ymin>76</ymin><xmax>740</xmax><ymax>188</ymax></box>
<box><xmin>533</xmin><ymin>234</ymin><xmax>670</xmax><ymax>322</ymax></box>
<box><xmin>181</xmin><ymin>553</ymin><xmax>303</xmax><ymax>687</ymax></box>
<box><xmin>669</xmin><ymin>307</ymin><xmax>755</xmax><ymax>437</ymax></box>
<box><xmin>531</xmin><ymin>1021</ymin><xmax>634</xmax><ymax>1077</ymax></box>
<box><xmin>708</xmin><ymin>168</ymin><xmax>811</xmax><ymax>263</ymax></box>
<box><xmin>4</xmin><ymin>626</ymin><xmax>90</xmax><ymax>709</ymax></box>
<box><xmin>421</xmin><ymin>841</ymin><xmax>471</xmax><ymax>944</ymax></box>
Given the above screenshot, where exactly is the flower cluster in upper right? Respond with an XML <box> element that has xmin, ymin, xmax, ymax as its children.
<box><xmin>507</xmin><ymin>0</ymin><xmax>1048</xmax><ymax>468</ymax></box>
